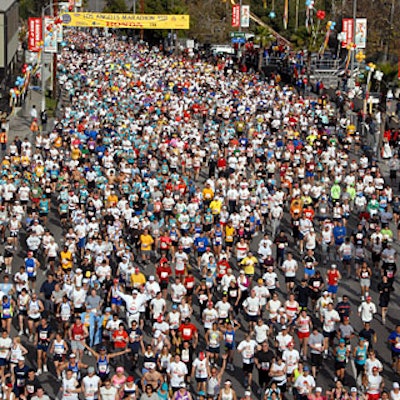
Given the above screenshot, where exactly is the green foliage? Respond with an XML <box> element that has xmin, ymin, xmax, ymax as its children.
<box><xmin>376</xmin><ymin>62</ymin><xmax>398</xmax><ymax>83</ymax></box>
<box><xmin>103</xmin><ymin>0</ymin><xmax>128</xmax><ymax>13</ymax></box>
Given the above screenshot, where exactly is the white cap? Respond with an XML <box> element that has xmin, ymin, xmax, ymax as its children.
<box><xmin>149</xmin><ymin>275</ymin><xmax>155</xmax><ymax>281</ymax></box>
<box><xmin>316</xmin><ymin>387</ymin><xmax>322</xmax><ymax>392</ymax></box>
<box><xmin>394</xmin><ymin>383</ymin><xmax>400</xmax><ymax>389</ymax></box>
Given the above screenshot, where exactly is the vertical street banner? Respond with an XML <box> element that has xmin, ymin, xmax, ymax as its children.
<box><xmin>355</xmin><ymin>18</ymin><xmax>367</xmax><ymax>49</ymax></box>
<box><xmin>341</xmin><ymin>18</ymin><xmax>353</xmax><ymax>48</ymax></box>
<box><xmin>240</xmin><ymin>5</ymin><xmax>250</xmax><ymax>28</ymax></box>
<box><xmin>283</xmin><ymin>0</ymin><xmax>289</xmax><ymax>29</ymax></box>
<box><xmin>44</xmin><ymin>16</ymin><xmax>58</xmax><ymax>53</ymax></box>
<box><xmin>232</xmin><ymin>5</ymin><xmax>240</xmax><ymax>27</ymax></box>
<box><xmin>28</xmin><ymin>17</ymin><xmax>42</xmax><ymax>52</ymax></box>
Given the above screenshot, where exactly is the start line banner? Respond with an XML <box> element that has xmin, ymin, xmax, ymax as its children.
<box><xmin>61</xmin><ymin>12</ymin><xmax>190</xmax><ymax>29</ymax></box>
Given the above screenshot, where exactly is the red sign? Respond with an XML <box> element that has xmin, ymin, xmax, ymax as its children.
<box><xmin>232</xmin><ymin>5</ymin><xmax>240</xmax><ymax>28</ymax></box>
<box><xmin>342</xmin><ymin>18</ymin><xmax>353</xmax><ymax>48</ymax></box>
<box><xmin>28</xmin><ymin>17</ymin><xmax>42</xmax><ymax>52</ymax></box>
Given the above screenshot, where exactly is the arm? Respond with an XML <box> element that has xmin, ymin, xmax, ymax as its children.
<box><xmin>82</xmin><ymin>342</ymin><xmax>99</xmax><ymax>358</ymax></box>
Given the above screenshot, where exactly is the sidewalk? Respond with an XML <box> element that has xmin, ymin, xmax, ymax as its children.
<box><xmin>8</xmin><ymin>89</ymin><xmax>55</xmax><ymax>143</ymax></box>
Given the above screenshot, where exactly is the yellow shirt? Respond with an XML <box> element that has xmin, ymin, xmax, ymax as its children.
<box><xmin>60</xmin><ymin>250</ymin><xmax>73</xmax><ymax>270</ymax></box>
<box><xmin>140</xmin><ymin>234</ymin><xmax>154</xmax><ymax>251</ymax></box>
<box><xmin>71</xmin><ymin>148</ymin><xmax>81</xmax><ymax>160</ymax></box>
<box><xmin>107</xmin><ymin>194</ymin><xmax>118</xmax><ymax>206</ymax></box>
<box><xmin>225</xmin><ymin>226</ymin><xmax>235</xmax><ymax>243</ymax></box>
<box><xmin>202</xmin><ymin>188</ymin><xmax>214</xmax><ymax>201</ymax></box>
<box><xmin>209</xmin><ymin>199</ymin><xmax>222</xmax><ymax>215</ymax></box>
<box><xmin>241</xmin><ymin>256</ymin><xmax>258</xmax><ymax>275</ymax></box>
<box><xmin>131</xmin><ymin>273</ymin><xmax>146</xmax><ymax>288</ymax></box>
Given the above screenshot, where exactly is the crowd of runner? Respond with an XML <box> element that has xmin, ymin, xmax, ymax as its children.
<box><xmin>0</xmin><ymin>28</ymin><xmax>399</xmax><ymax>400</ymax></box>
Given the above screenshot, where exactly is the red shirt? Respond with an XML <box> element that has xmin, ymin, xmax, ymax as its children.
<box><xmin>160</xmin><ymin>236</ymin><xmax>172</xmax><ymax>251</ymax></box>
<box><xmin>178</xmin><ymin>323</ymin><xmax>197</xmax><ymax>341</ymax></box>
<box><xmin>184</xmin><ymin>276</ymin><xmax>195</xmax><ymax>291</ymax></box>
<box><xmin>112</xmin><ymin>329</ymin><xmax>128</xmax><ymax>349</ymax></box>
<box><xmin>157</xmin><ymin>264</ymin><xmax>172</xmax><ymax>282</ymax></box>
<box><xmin>327</xmin><ymin>269</ymin><xmax>340</xmax><ymax>286</ymax></box>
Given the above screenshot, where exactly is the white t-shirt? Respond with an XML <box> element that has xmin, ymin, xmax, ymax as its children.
<box><xmin>237</xmin><ymin>339</ymin><xmax>257</xmax><ymax>363</ymax></box>
<box><xmin>82</xmin><ymin>375</ymin><xmax>101</xmax><ymax>400</ymax></box>
<box><xmin>167</xmin><ymin>361</ymin><xmax>188</xmax><ymax>387</ymax></box>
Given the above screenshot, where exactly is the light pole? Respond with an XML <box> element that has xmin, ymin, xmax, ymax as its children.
<box><xmin>349</xmin><ymin>0</ymin><xmax>356</xmax><ymax>79</ymax></box>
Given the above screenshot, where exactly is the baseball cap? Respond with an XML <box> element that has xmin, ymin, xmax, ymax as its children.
<box><xmin>18</xmin><ymin>356</ymin><xmax>25</xmax><ymax>361</ymax></box>
<box><xmin>339</xmin><ymin>338</ymin><xmax>345</xmax><ymax>343</ymax></box>
<box><xmin>303</xmin><ymin>366</ymin><xmax>310</xmax><ymax>371</ymax></box>
<box><xmin>394</xmin><ymin>383</ymin><xmax>400</xmax><ymax>389</ymax></box>
<box><xmin>127</xmin><ymin>376</ymin><xmax>134</xmax><ymax>383</ymax></box>
<box><xmin>149</xmin><ymin>275</ymin><xmax>155</xmax><ymax>281</ymax></box>
<box><xmin>316</xmin><ymin>388</ymin><xmax>322</xmax><ymax>392</ymax></box>
<box><xmin>281</xmin><ymin>325</ymin><xmax>287</xmax><ymax>330</ymax></box>
<box><xmin>244</xmin><ymin>391</ymin><xmax>251</xmax><ymax>397</ymax></box>
<box><xmin>351</xmin><ymin>388</ymin><xmax>357</xmax><ymax>393</ymax></box>
<box><xmin>88</xmin><ymin>366</ymin><xmax>95</xmax><ymax>374</ymax></box>
<box><xmin>179</xmin><ymin>383</ymin><xmax>186</xmax><ymax>388</ymax></box>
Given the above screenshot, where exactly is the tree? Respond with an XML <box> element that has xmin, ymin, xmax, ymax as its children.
<box><xmin>103</xmin><ymin>0</ymin><xmax>128</xmax><ymax>13</ymax></box>
<box><xmin>254</xmin><ymin>26</ymin><xmax>274</xmax><ymax>71</ymax></box>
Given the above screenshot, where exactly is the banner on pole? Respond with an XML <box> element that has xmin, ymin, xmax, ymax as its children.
<box><xmin>44</xmin><ymin>16</ymin><xmax>58</xmax><ymax>53</ymax></box>
<box><xmin>232</xmin><ymin>5</ymin><xmax>240</xmax><ymax>27</ymax></box>
<box><xmin>355</xmin><ymin>18</ymin><xmax>367</xmax><ymax>49</ymax></box>
<box><xmin>61</xmin><ymin>13</ymin><xmax>190</xmax><ymax>29</ymax></box>
<box><xmin>341</xmin><ymin>18</ymin><xmax>353</xmax><ymax>48</ymax></box>
<box><xmin>342</xmin><ymin>18</ymin><xmax>367</xmax><ymax>48</ymax></box>
<box><xmin>240</xmin><ymin>5</ymin><xmax>250</xmax><ymax>28</ymax></box>
<box><xmin>28</xmin><ymin>17</ymin><xmax>42</xmax><ymax>52</ymax></box>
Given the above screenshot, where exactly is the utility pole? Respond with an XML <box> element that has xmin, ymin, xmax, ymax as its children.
<box><xmin>349</xmin><ymin>0</ymin><xmax>356</xmax><ymax>78</ymax></box>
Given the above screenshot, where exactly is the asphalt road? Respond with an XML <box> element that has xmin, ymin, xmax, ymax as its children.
<box><xmin>5</xmin><ymin>88</ymin><xmax>400</xmax><ymax>399</ymax></box>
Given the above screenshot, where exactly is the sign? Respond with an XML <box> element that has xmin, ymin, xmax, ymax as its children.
<box><xmin>241</xmin><ymin>5</ymin><xmax>250</xmax><ymax>28</ymax></box>
<box><xmin>28</xmin><ymin>17</ymin><xmax>42</xmax><ymax>52</ymax></box>
<box><xmin>341</xmin><ymin>18</ymin><xmax>353</xmax><ymax>48</ymax></box>
<box><xmin>232</xmin><ymin>37</ymin><xmax>246</xmax><ymax>44</ymax></box>
<box><xmin>75</xmin><ymin>0</ymin><xmax>82</xmax><ymax>6</ymax></box>
<box><xmin>61</xmin><ymin>13</ymin><xmax>190</xmax><ymax>29</ymax></box>
<box><xmin>342</xmin><ymin>18</ymin><xmax>367</xmax><ymax>48</ymax></box>
<box><xmin>232</xmin><ymin>5</ymin><xmax>240</xmax><ymax>28</ymax></box>
<box><xmin>230</xmin><ymin>31</ymin><xmax>245</xmax><ymax>38</ymax></box>
<box><xmin>355</xmin><ymin>18</ymin><xmax>367</xmax><ymax>49</ymax></box>
<box><xmin>44</xmin><ymin>16</ymin><xmax>58</xmax><ymax>53</ymax></box>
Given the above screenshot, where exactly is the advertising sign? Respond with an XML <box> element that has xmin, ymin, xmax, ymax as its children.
<box><xmin>61</xmin><ymin>13</ymin><xmax>190</xmax><ymax>29</ymax></box>
<box><xmin>342</xmin><ymin>18</ymin><xmax>367</xmax><ymax>48</ymax></box>
<box><xmin>28</xmin><ymin>17</ymin><xmax>42</xmax><ymax>52</ymax></box>
<box><xmin>44</xmin><ymin>16</ymin><xmax>58</xmax><ymax>53</ymax></box>
<box><xmin>240</xmin><ymin>5</ymin><xmax>250</xmax><ymax>28</ymax></box>
<box><xmin>355</xmin><ymin>18</ymin><xmax>367</xmax><ymax>49</ymax></box>
<box><xmin>231</xmin><ymin>5</ymin><xmax>240</xmax><ymax>27</ymax></box>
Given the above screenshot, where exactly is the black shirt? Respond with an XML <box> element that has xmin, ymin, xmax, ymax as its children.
<box><xmin>255</xmin><ymin>349</ymin><xmax>274</xmax><ymax>371</ymax></box>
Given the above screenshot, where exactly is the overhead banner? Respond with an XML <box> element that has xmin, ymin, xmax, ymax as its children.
<box><xmin>61</xmin><ymin>13</ymin><xmax>190</xmax><ymax>29</ymax></box>
<box><xmin>28</xmin><ymin>17</ymin><xmax>42</xmax><ymax>52</ymax></box>
<box><xmin>232</xmin><ymin>5</ymin><xmax>240</xmax><ymax>27</ymax></box>
<box><xmin>240</xmin><ymin>5</ymin><xmax>250</xmax><ymax>28</ymax></box>
<box><xmin>44</xmin><ymin>16</ymin><xmax>58</xmax><ymax>53</ymax></box>
<box><xmin>355</xmin><ymin>18</ymin><xmax>367</xmax><ymax>49</ymax></box>
<box><xmin>342</xmin><ymin>18</ymin><xmax>367</xmax><ymax>48</ymax></box>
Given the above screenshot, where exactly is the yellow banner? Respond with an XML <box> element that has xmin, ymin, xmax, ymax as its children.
<box><xmin>60</xmin><ymin>12</ymin><xmax>190</xmax><ymax>29</ymax></box>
